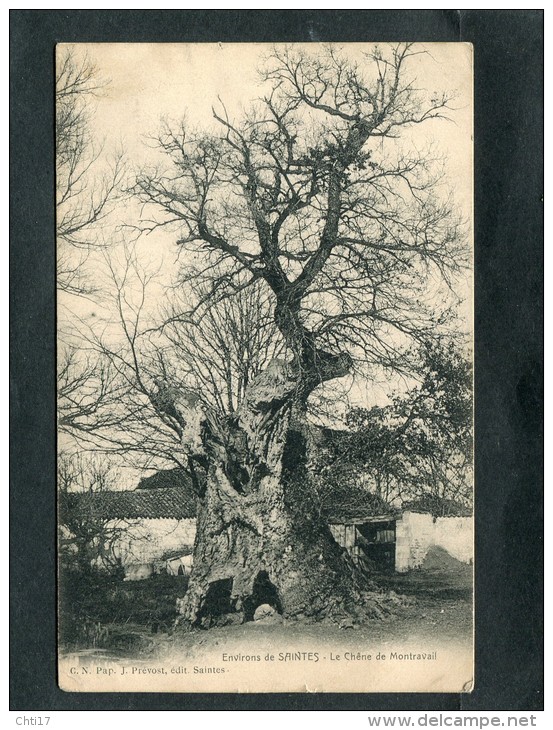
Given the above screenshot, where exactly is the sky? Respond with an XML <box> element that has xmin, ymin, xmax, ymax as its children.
<box><xmin>57</xmin><ymin>42</ymin><xmax>474</xmax><ymax>480</ymax></box>
<box><xmin>61</xmin><ymin>40</ymin><xmax>473</xmax><ymax>324</ymax></box>
<box><xmin>67</xmin><ymin>42</ymin><xmax>473</xmax><ymax>209</ymax></box>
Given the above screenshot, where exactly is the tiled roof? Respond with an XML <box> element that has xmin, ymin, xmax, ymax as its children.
<box><xmin>62</xmin><ymin>483</ymin><xmax>393</xmax><ymax>524</ymax></box>
<box><xmin>62</xmin><ymin>479</ymin><xmax>470</xmax><ymax>524</ymax></box>
<box><xmin>402</xmin><ymin>496</ymin><xmax>473</xmax><ymax>517</ymax></box>
<box><xmin>321</xmin><ymin>488</ymin><xmax>396</xmax><ymax>523</ymax></box>
<box><xmin>137</xmin><ymin>467</ymin><xmax>200</xmax><ymax>491</ymax></box>
<box><xmin>62</xmin><ymin>486</ymin><xmax>197</xmax><ymax>521</ymax></box>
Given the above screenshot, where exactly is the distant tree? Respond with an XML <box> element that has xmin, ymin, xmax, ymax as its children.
<box><xmin>58</xmin><ymin>246</ymin><xmax>284</xmax><ymax>481</ymax></box>
<box><xmin>57</xmin><ymin>452</ymin><xmax>129</xmax><ymax>648</ymax></box>
<box><xmin>333</xmin><ymin>342</ymin><xmax>473</xmax><ymax>505</ymax></box>
<box><xmin>58</xmin><ymin>452</ymin><xmax>127</xmax><ymax>575</ymax></box>
<box><xmin>58</xmin><ymin>345</ymin><xmax>121</xmax><ymax>438</ymax></box>
<box><xmin>161</xmin><ymin>277</ymin><xmax>284</xmax><ymax>415</ymax></box>
<box><xmin>56</xmin><ymin>48</ymin><xmax>127</xmax><ymax>470</ymax></box>
<box><xmin>396</xmin><ymin>341</ymin><xmax>472</xmax><ymax>506</ymax></box>
<box><xmin>56</xmin><ymin>48</ymin><xmax>124</xmax><ymax>297</ymax></box>
<box><xmin>308</xmin><ymin>416</ymin><xmax>408</xmax><ymax>506</ymax></box>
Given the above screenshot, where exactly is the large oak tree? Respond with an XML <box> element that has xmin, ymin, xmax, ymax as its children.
<box><xmin>128</xmin><ymin>44</ymin><xmax>469</xmax><ymax>625</ymax></box>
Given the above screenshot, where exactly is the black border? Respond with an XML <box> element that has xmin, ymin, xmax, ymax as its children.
<box><xmin>10</xmin><ymin>10</ymin><xmax>543</xmax><ymax>711</ymax></box>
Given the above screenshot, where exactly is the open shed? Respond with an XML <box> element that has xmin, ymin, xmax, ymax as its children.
<box><xmin>61</xmin><ymin>469</ymin><xmax>472</xmax><ymax>578</ymax></box>
<box><xmin>323</xmin><ymin>491</ymin><xmax>473</xmax><ymax>573</ymax></box>
<box><xmin>322</xmin><ymin>490</ymin><xmax>399</xmax><ymax>571</ymax></box>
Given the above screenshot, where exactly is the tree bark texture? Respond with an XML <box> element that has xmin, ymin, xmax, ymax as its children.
<box><xmin>172</xmin><ymin>360</ymin><xmax>359</xmax><ymax>627</ymax></box>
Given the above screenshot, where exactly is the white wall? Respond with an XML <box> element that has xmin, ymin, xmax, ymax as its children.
<box><xmin>434</xmin><ymin>515</ymin><xmax>473</xmax><ymax>564</ymax></box>
<box><xmin>108</xmin><ymin>518</ymin><xmax>196</xmax><ymax>578</ymax></box>
<box><xmin>395</xmin><ymin>511</ymin><xmax>434</xmax><ymax>572</ymax></box>
<box><xmin>395</xmin><ymin>511</ymin><xmax>473</xmax><ymax>572</ymax></box>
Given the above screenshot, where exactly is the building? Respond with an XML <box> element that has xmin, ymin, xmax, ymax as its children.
<box><xmin>326</xmin><ymin>493</ymin><xmax>473</xmax><ymax>572</ymax></box>
<box><xmin>60</xmin><ymin>483</ymin><xmax>197</xmax><ymax>580</ymax></box>
<box><xmin>61</xmin><ymin>471</ymin><xmax>472</xmax><ymax>579</ymax></box>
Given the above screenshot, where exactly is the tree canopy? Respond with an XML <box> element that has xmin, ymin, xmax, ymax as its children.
<box><xmin>133</xmin><ymin>45</ymin><xmax>467</xmax><ymax>401</ymax></box>
<box><xmin>311</xmin><ymin>342</ymin><xmax>473</xmax><ymax>507</ymax></box>
<box><xmin>56</xmin><ymin>48</ymin><xmax>124</xmax><ymax>296</ymax></box>
<box><xmin>58</xmin><ymin>42</ymin><xmax>471</xmax><ymax>486</ymax></box>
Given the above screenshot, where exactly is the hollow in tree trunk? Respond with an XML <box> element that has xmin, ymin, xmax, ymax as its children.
<box><xmin>171</xmin><ymin>358</ymin><xmax>362</xmax><ymax>628</ymax></box>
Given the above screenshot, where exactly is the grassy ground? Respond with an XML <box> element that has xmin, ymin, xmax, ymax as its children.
<box><xmin>60</xmin><ymin>553</ymin><xmax>473</xmax><ymax>693</ymax></box>
<box><xmin>62</xmin><ymin>548</ymin><xmax>472</xmax><ymax>661</ymax></box>
<box><xmin>59</xmin><ymin>571</ymin><xmax>189</xmax><ymax>649</ymax></box>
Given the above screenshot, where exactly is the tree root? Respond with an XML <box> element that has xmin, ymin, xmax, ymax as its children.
<box><xmin>295</xmin><ymin>588</ymin><xmax>415</xmax><ymax>627</ymax></box>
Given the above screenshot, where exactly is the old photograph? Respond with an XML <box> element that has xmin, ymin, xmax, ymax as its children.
<box><xmin>56</xmin><ymin>42</ymin><xmax>473</xmax><ymax>693</ymax></box>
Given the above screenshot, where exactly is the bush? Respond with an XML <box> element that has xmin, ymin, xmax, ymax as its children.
<box><xmin>106</xmin><ymin>573</ymin><xmax>189</xmax><ymax>629</ymax></box>
<box><xmin>59</xmin><ymin>566</ymin><xmax>189</xmax><ymax>649</ymax></box>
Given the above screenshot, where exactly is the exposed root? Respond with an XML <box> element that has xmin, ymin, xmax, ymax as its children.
<box><xmin>297</xmin><ymin>588</ymin><xmax>415</xmax><ymax>627</ymax></box>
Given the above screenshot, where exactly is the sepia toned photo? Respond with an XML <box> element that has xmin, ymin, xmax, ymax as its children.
<box><xmin>56</xmin><ymin>42</ymin><xmax>474</xmax><ymax>693</ymax></box>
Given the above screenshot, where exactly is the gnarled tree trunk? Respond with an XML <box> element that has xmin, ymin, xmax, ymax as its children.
<box><xmin>172</xmin><ymin>358</ymin><xmax>360</xmax><ymax>628</ymax></box>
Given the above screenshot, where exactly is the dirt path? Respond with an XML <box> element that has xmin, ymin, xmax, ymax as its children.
<box><xmin>60</xmin><ymin>562</ymin><xmax>473</xmax><ymax>693</ymax></box>
<box><xmin>147</xmin><ymin>567</ymin><xmax>472</xmax><ymax>663</ymax></box>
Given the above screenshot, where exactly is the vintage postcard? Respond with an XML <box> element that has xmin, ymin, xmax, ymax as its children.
<box><xmin>57</xmin><ymin>41</ymin><xmax>473</xmax><ymax>693</ymax></box>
